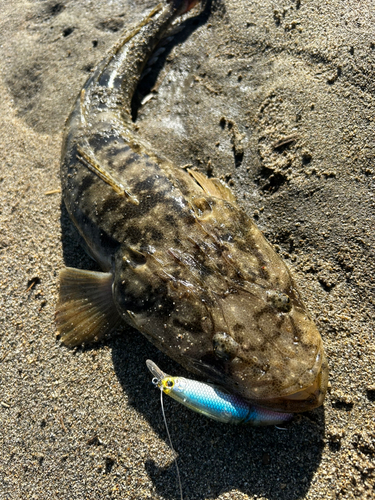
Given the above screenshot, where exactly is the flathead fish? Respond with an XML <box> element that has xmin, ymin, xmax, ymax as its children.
<box><xmin>57</xmin><ymin>0</ymin><xmax>328</xmax><ymax>413</ymax></box>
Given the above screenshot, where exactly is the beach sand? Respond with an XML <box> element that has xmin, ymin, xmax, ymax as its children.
<box><xmin>0</xmin><ymin>1</ymin><xmax>374</xmax><ymax>499</ymax></box>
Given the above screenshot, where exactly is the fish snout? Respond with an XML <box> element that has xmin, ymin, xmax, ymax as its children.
<box><xmin>268</xmin><ymin>351</ymin><xmax>329</xmax><ymax>412</ymax></box>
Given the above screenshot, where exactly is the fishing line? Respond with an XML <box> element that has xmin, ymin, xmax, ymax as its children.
<box><xmin>159</xmin><ymin>388</ymin><xmax>184</xmax><ymax>500</ymax></box>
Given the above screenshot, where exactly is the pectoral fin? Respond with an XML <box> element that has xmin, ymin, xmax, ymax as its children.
<box><xmin>56</xmin><ymin>267</ymin><xmax>121</xmax><ymax>347</ymax></box>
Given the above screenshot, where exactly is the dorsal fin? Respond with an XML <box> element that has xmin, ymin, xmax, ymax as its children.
<box><xmin>188</xmin><ymin>169</ymin><xmax>237</xmax><ymax>203</ymax></box>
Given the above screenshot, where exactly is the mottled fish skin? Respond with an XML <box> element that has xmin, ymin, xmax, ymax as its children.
<box><xmin>57</xmin><ymin>0</ymin><xmax>328</xmax><ymax>413</ymax></box>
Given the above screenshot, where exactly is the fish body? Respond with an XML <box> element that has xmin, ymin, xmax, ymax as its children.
<box><xmin>147</xmin><ymin>360</ymin><xmax>293</xmax><ymax>425</ymax></box>
<box><xmin>57</xmin><ymin>0</ymin><xmax>328</xmax><ymax>414</ymax></box>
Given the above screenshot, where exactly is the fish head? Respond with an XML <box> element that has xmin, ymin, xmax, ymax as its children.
<box><xmin>112</xmin><ymin>200</ymin><xmax>328</xmax><ymax>414</ymax></box>
<box><xmin>198</xmin><ymin>285</ymin><xmax>329</xmax><ymax>413</ymax></box>
<box><xmin>180</xmin><ymin>196</ymin><xmax>329</xmax><ymax>413</ymax></box>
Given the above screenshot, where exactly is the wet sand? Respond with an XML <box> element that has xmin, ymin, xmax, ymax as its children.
<box><xmin>0</xmin><ymin>1</ymin><xmax>374</xmax><ymax>499</ymax></box>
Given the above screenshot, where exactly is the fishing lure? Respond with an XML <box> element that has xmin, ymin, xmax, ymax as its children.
<box><xmin>146</xmin><ymin>360</ymin><xmax>293</xmax><ymax>425</ymax></box>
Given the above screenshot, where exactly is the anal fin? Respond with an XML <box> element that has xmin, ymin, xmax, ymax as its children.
<box><xmin>56</xmin><ymin>267</ymin><xmax>121</xmax><ymax>347</ymax></box>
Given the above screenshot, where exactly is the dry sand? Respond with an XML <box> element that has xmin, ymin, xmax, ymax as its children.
<box><xmin>0</xmin><ymin>0</ymin><xmax>374</xmax><ymax>499</ymax></box>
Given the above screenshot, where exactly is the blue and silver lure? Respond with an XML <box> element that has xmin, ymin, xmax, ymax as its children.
<box><xmin>146</xmin><ymin>360</ymin><xmax>293</xmax><ymax>426</ymax></box>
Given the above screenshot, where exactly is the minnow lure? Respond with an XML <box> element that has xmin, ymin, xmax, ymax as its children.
<box><xmin>56</xmin><ymin>0</ymin><xmax>328</xmax><ymax>414</ymax></box>
<box><xmin>147</xmin><ymin>360</ymin><xmax>293</xmax><ymax>425</ymax></box>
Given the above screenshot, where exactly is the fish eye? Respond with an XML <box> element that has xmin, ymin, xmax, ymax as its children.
<box><xmin>212</xmin><ymin>332</ymin><xmax>239</xmax><ymax>361</ymax></box>
<box><xmin>267</xmin><ymin>291</ymin><xmax>292</xmax><ymax>312</ymax></box>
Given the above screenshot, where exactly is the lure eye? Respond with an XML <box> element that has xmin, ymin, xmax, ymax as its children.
<box><xmin>166</xmin><ymin>379</ymin><xmax>174</xmax><ymax>388</ymax></box>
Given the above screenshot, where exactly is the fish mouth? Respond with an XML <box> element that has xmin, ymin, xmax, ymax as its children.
<box><xmin>185</xmin><ymin>345</ymin><xmax>328</xmax><ymax>413</ymax></box>
<box><xmin>253</xmin><ymin>351</ymin><xmax>329</xmax><ymax>413</ymax></box>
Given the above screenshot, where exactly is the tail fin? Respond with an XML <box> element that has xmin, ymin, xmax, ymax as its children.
<box><xmin>168</xmin><ymin>0</ymin><xmax>201</xmax><ymax>15</ymax></box>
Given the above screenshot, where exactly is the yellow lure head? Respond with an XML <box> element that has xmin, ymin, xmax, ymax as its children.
<box><xmin>160</xmin><ymin>376</ymin><xmax>176</xmax><ymax>395</ymax></box>
<box><xmin>146</xmin><ymin>360</ymin><xmax>177</xmax><ymax>394</ymax></box>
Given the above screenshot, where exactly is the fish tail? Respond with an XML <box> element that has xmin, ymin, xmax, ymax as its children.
<box><xmin>81</xmin><ymin>1</ymin><xmax>202</xmax><ymax>120</ymax></box>
<box><xmin>168</xmin><ymin>0</ymin><xmax>201</xmax><ymax>15</ymax></box>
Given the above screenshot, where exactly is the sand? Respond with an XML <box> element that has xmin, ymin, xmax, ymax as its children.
<box><xmin>0</xmin><ymin>0</ymin><xmax>374</xmax><ymax>499</ymax></box>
